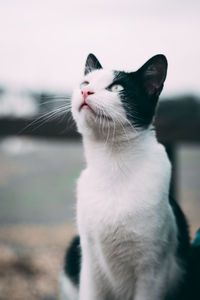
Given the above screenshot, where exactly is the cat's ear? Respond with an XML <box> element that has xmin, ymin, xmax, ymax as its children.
<box><xmin>84</xmin><ymin>53</ymin><xmax>102</xmax><ymax>75</ymax></box>
<box><xmin>137</xmin><ymin>54</ymin><xmax>168</xmax><ymax>97</ymax></box>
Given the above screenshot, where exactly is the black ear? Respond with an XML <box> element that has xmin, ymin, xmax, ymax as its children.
<box><xmin>137</xmin><ymin>54</ymin><xmax>168</xmax><ymax>97</ymax></box>
<box><xmin>84</xmin><ymin>53</ymin><xmax>102</xmax><ymax>75</ymax></box>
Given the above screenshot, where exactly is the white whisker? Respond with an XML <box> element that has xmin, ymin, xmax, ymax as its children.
<box><xmin>18</xmin><ymin>103</ymin><xmax>72</xmax><ymax>135</ymax></box>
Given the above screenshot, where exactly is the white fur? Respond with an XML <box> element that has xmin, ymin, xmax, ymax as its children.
<box><xmin>63</xmin><ymin>69</ymin><xmax>183</xmax><ymax>300</ymax></box>
<box><xmin>60</xmin><ymin>271</ymin><xmax>78</xmax><ymax>300</ymax></box>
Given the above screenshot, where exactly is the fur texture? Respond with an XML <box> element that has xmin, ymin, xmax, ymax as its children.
<box><xmin>61</xmin><ymin>54</ymin><xmax>191</xmax><ymax>300</ymax></box>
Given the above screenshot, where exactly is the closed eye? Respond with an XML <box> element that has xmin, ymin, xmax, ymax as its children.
<box><xmin>107</xmin><ymin>84</ymin><xmax>124</xmax><ymax>92</ymax></box>
<box><xmin>80</xmin><ymin>81</ymin><xmax>89</xmax><ymax>88</ymax></box>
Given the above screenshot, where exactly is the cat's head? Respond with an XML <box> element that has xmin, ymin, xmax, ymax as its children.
<box><xmin>71</xmin><ymin>53</ymin><xmax>167</xmax><ymax>138</ymax></box>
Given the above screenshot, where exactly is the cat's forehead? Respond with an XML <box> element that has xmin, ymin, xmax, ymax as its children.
<box><xmin>84</xmin><ymin>69</ymin><xmax>114</xmax><ymax>88</ymax></box>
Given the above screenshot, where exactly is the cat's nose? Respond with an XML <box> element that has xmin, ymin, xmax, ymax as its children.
<box><xmin>81</xmin><ymin>90</ymin><xmax>94</xmax><ymax>100</ymax></box>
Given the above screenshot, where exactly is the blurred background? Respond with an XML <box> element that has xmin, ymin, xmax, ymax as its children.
<box><xmin>0</xmin><ymin>0</ymin><xmax>200</xmax><ymax>299</ymax></box>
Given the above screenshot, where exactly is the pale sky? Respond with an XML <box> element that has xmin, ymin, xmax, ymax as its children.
<box><xmin>0</xmin><ymin>0</ymin><xmax>200</xmax><ymax>96</ymax></box>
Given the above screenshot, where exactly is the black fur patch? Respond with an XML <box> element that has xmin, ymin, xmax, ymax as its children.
<box><xmin>176</xmin><ymin>238</ymin><xmax>200</xmax><ymax>300</ymax></box>
<box><xmin>112</xmin><ymin>55</ymin><xmax>167</xmax><ymax>129</ymax></box>
<box><xmin>169</xmin><ymin>196</ymin><xmax>190</xmax><ymax>263</ymax></box>
<box><xmin>64</xmin><ymin>235</ymin><xmax>81</xmax><ymax>286</ymax></box>
<box><xmin>187</xmin><ymin>237</ymin><xmax>200</xmax><ymax>299</ymax></box>
<box><xmin>168</xmin><ymin>198</ymin><xmax>200</xmax><ymax>300</ymax></box>
<box><xmin>113</xmin><ymin>70</ymin><xmax>158</xmax><ymax>128</ymax></box>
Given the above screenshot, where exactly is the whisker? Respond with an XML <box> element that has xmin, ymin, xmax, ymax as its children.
<box><xmin>37</xmin><ymin>100</ymin><xmax>71</xmax><ymax>107</ymax></box>
<box><xmin>18</xmin><ymin>105</ymin><xmax>72</xmax><ymax>135</ymax></box>
<box><xmin>25</xmin><ymin>107</ymin><xmax>69</xmax><ymax>132</ymax></box>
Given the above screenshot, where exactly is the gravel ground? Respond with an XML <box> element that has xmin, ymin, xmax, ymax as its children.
<box><xmin>0</xmin><ymin>224</ymin><xmax>76</xmax><ymax>300</ymax></box>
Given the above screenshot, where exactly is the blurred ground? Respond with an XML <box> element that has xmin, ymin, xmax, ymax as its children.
<box><xmin>0</xmin><ymin>138</ymin><xmax>84</xmax><ymax>224</ymax></box>
<box><xmin>0</xmin><ymin>224</ymin><xmax>76</xmax><ymax>300</ymax></box>
<box><xmin>0</xmin><ymin>137</ymin><xmax>199</xmax><ymax>299</ymax></box>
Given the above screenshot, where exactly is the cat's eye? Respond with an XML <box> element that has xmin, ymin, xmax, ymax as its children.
<box><xmin>80</xmin><ymin>81</ymin><xmax>89</xmax><ymax>88</ymax></box>
<box><xmin>107</xmin><ymin>84</ymin><xmax>124</xmax><ymax>92</ymax></box>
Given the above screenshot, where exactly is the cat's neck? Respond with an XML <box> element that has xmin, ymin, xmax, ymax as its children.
<box><xmin>82</xmin><ymin>128</ymin><xmax>158</xmax><ymax>173</ymax></box>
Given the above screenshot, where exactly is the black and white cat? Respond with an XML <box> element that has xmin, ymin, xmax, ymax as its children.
<box><xmin>60</xmin><ymin>54</ymin><xmax>196</xmax><ymax>300</ymax></box>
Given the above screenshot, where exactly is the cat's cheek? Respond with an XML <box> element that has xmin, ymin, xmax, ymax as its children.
<box><xmin>71</xmin><ymin>105</ymin><xmax>79</xmax><ymax>123</ymax></box>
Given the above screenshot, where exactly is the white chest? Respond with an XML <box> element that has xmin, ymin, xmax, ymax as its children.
<box><xmin>76</xmin><ymin>160</ymin><xmax>171</xmax><ymax>241</ymax></box>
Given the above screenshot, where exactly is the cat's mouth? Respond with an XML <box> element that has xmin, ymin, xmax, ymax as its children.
<box><xmin>79</xmin><ymin>102</ymin><xmax>112</xmax><ymax>122</ymax></box>
<box><xmin>79</xmin><ymin>101</ymin><xmax>96</xmax><ymax>113</ymax></box>
<box><xmin>79</xmin><ymin>102</ymin><xmax>92</xmax><ymax>111</ymax></box>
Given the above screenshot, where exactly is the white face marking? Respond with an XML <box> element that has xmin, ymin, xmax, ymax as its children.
<box><xmin>71</xmin><ymin>69</ymin><xmax>128</xmax><ymax>136</ymax></box>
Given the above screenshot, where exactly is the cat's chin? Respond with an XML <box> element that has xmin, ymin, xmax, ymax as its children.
<box><xmin>79</xmin><ymin>106</ymin><xmax>97</xmax><ymax>126</ymax></box>
<box><xmin>80</xmin><ymin>104</ymin><xmax>96</xmax><ymax>117</ymax></box>
<box><xmin>79</xmin><ymin>106</ymin><xmax>111</xmax><ymax>126</ymax></box>
<box><xmin>76</xmin><ymin>113</ymin><xmax>114</xmax><ymax>138</ymax></box>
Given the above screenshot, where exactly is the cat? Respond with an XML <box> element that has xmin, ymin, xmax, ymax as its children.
<box><xmin>60</xmin><ymin>53</ymin><xmax>193</xmax><ymax>300</ymax></box>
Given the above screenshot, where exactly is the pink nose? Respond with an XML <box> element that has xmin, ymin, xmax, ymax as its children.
<box><xmin>81</xmin><ymin>90</ymin><xmax>94</xmax><ymax>100</ymax></box>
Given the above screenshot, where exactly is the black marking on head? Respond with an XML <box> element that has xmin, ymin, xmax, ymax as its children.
<box><xmin>64</xmin><ymin>235</ymin><xmax>81</xmax><ymax>286</ymax></box>
<box><xmin>113</xmin><ymin>55</ymin><xmax>168</xmax><ymax>128</ymax></box>
<box><xmin>85</xmin><ymin>53</ymin><xmax>102</xmax><ymax>75</ymax></box>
